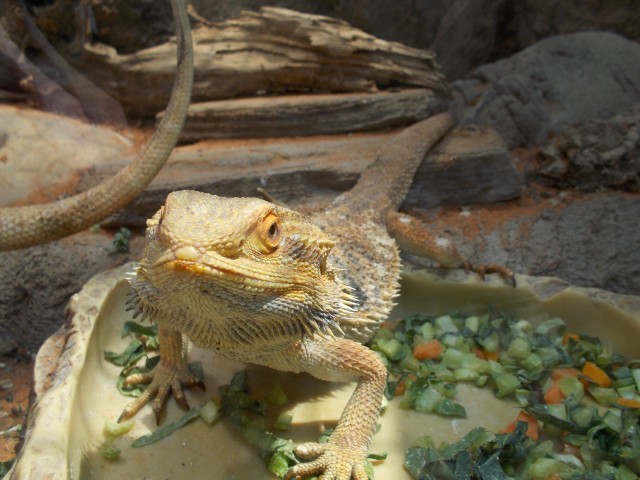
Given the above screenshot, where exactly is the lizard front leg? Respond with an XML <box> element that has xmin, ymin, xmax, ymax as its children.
<box><xmin>386</xmin><ymin>210</ymin><xmax>516</xmax><ymax>286</ymax></box>
<box><xmin>283</xmin><ymin>337</ymin><xmax>387</xmax><ymax>480</ymax></box>
<box><xmin>118</xmin><ymin>324</ymin><xmax>204</xmax><ymax>423</ymax></box>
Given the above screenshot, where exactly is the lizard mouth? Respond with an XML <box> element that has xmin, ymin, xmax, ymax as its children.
<box><xmin>157</xmin><ymin>257</ymin><xmax>295</xmax><ymax>291</ymax></box>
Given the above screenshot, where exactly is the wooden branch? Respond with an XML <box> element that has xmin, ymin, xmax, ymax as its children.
<box><xmin>177</xmin><ymin>89</ymin><xmax>447</xmax><ymax>140</ymax></box>
<box><xmin>73</xmin><ymin>7</ymin><xmax>449</xmax><ymax>117</ymax></box>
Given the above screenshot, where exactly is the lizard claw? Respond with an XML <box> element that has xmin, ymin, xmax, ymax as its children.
<box><xmin>118</xmin><ymin>362</ymin><xmax>205</xmax><ymax>424</ymax></box>
<box><xmin>285</xmin><ymin>442</ymin><xmax>369</xmax><ymax>480</ymax></box>
<box><xmin>464</xmin><ymin>261</ymin><xmax>517</xmax><ymax>288</ymax></box>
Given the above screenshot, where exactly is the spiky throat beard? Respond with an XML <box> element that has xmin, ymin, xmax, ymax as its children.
<box><xmin>126</xmin><ymin>259</ymin><xmax>361</xmax><ymax>352</ymax></box>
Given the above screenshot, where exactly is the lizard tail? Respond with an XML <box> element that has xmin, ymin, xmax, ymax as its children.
<box><xmin>0</xmin><ymin>0</ymin><xmax>193</xmax><ymax>251</ymax></box>
<box><xmin>331</xmin><ymin>112</ymin><xmax>455</xmax><ymax>215</ymax></box>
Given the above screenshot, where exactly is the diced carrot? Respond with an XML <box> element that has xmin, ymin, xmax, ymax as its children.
<box><xmin>562</xmin><ymin>333</ymin><xmax>580</xmax><ymax>345</ymax></box>
<box><xmin>499</xmin><ymin>411</ymin><xmax>539</xmax><ymax>441</ymax></box>
<box><xmin>582</xmin><ymin>361</ymin><xmax>612</xmax><ymax>388</ymax></box>
<box><xmin>545</xmin><ymin>474</ymin><xmax>562</xmax><ymax>480</ymax></box>
<box><xmin>484</xmin><ymin>350</ymin><xmax>500</xmax><ymax>361</ymax></box>
<box><xmin>413</xmin><ymin>339</ymin><xmax>444</xmax><ymax>361</ymax></box>
<box><xmin>473</xmin><ymin>348</ymin><xmax>487</xmax><ymax>360</ymax></box>
<box><xmin>617</xmin><ymin>397</ymin><xmax>640</xmax><ymax>408</ymax></box>
<box><xmin>551</xmin><ymin>368</ymin><xmax>580</xmax><ymax>381</ymax></box>
<box><xmin>394</xmin><ymin>381</ymin><xmax>407</xmax><ymax>397</ymax></box>
<box><xmin>544</xmin><ymin>383</ymin><xmax>565</xmax><ymax>405</ymax></box>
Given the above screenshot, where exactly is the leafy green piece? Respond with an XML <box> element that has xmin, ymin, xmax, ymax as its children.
<box><xmin>104</xmin><ymin>339</ymin><xmax>144</xmax><ymax>367</ymax></box>
<box><xmin>115</xmin><ymin>367</ymin><xmax>145</xmax><ymax>397</ymax></box>
<box><xmin>121</xmin><ymin>320</ymin><xmax>158</xmax><ymax>338</ymax></box>
<box><xmin>112</xmin><ymin>227</ymin><xmax>132</xmax><ymax>253</ymax></box>
<box><xmin>132</xmin><ymin>407</ymin><xmax>202</xmax><ymax>447</ymax></box>
<box><xmin>0</xmin><ymin>459</ymin><xmax>15</xmax><ymax>477</ymax></box>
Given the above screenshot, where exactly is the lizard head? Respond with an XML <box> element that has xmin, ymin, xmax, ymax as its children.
<box><xmin>133</xmin><ymin>190</ymin><xmax>356</xmax><ymax>342</ymax></box>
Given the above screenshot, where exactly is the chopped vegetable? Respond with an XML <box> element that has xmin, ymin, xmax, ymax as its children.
<box><xmin>273</xmin><ymin>411</ymin><xmax>294</xmax><ymax>431</ymax></box>
<box><xmin>267</xmin><ymin>385</ymin><xmax>289</xmax><ymax>407</ymax></box>
<box><xmin>582</xmin><ymin>361</ymin><xmax>612</xmax><ymax>387</ymax></box>
<box><xmin>543</xmin><ymin>383</ymin><xmax>565</xmax><ymax>404</ymax></box>
<box><xmin>412</xmin><ymin>339</ymin><xmax>443</xmax><ymax>360</ymax></box>
<box><xmin>132</xmin><ymin>406</ymin><xmax>202</xmax><ymax>447</ymax></box>
<box><xmin>100</xmin><ymin>439</ymin><xmax>121</xmax><ymax>460</ymax></box>
<box><xmin>499</xmin><ymin>411</ymin><xmax>539</xmax><ymax>441</ymax></box>
<box><xmin>617</xmin><ymin>397</ymin><xmax>640</xmax><ymax>408</ymax></box>
<box><xmin>199</xmin><ymin>399</ymin><xmax>221</xmax><ymax>424</ymax></box>
<box><xmin>103</xmin><ymin>418</ymin><xmax>135</xmax><ymax>437</ymax></box>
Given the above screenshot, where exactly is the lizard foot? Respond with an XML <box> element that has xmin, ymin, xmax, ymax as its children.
<box><xmin>465</xmin><ymin>261</ymin><xmax>517</xmax><ymax>288</ymax></box>
<box><xmin>285</xmin><ymin>442</ymin><xmax>369</xmax><ymax>480</ymax></box>
<box><xmin>118</xmin><ymin>362</ymin><xmax>204</xmax><ymax>424</ymax></box>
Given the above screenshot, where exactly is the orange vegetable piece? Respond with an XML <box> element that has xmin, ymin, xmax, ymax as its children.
<box><xmin>617</xmin><ymin>397</ymin><xmax>640</xmax><ymax>408</ymax></box>
<box><xmin>499</xmin><ymin>411</ymin><xmax>539</xmax><ymax>441</ymax></box>
<box><xmin>473</xmin><ymin>348</ymin><xmax>487</xmax><ymax>360</ymax></box>
<box><xmin>551</xmin><ymin>368</ymin><xmax>580</xmax><ymax>381</ymax></box>
<box><xmin>562</xmin><ymin>333</ymin><xmax>580</xmax><ymax>345</ymax></box>
<box><xmin>582</xmin><ymin>361</ymin><xmax>612</xmax><ymax>388</ymax></box>
<box><xmin>394</xmin><ymin>381</ymin><xmax>407</xmax><ymax>397</ymax></box>
<box><xmin>483</xmin><ymin>350</ymin><xmax>500</xmax><ymax>361</ymax></box>
<box><xmin>544</xmin><ymin>382</ymin><xmax>565</xmax><ymax>405</ymax></box>
<box><xmin>413</xmin><ymin>339</ymin><xmax>444</xmax><ymax>360</ymax></box>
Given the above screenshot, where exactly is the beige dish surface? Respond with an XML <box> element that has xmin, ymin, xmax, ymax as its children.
<box><xmin>9</xmin><ymin>263</ymin><xmax>640</xmax><ymax>480</ymax></box>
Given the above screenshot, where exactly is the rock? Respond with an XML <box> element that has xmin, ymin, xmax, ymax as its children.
<box><xmin>429</xmin><ymin>0</ymin><xmax>506</xmax><ymax>80</ymax></box>
<box><xmin>408</xmin><ymin>125</ymin><xmax>521</xmax><ymax>208</ymax></box>
<box><xmin>465</xmin><ymin>195</ymin><xmax>640</xmax><ymax>295</ymax></box>
<box><xmin>453</xmin><ymin>32</ymin><xmax>640</xmax><ymax>147</ymax></box>
<box><xmin>0</xmin><ymin>105</ymin><xmax>133</xmax><ymax>206</ymax></box>
<box><xmin>99</xmin><ymin>125</ymin><xmax>521</xmax><ymax>227</ymax></box>
<box><xmin>0</xmin><ymin>232</ymin><xmax>144</xmax><ymax>353</ymax></box>
<box><xmin>538</xmin><ymin>104</ymin><xmax>640</xmax><ymax>191</ymax></box>
<box><xmin>511</xmin><ymin>0</ymin><xmax>640</xmax><ymax>51</ymax></box>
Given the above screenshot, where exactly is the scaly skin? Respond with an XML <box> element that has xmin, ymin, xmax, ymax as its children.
<box><xmin>123</xmin><ymin>113</ymin><xmax>495</xmax><ymax>480</ymax></box>
<box><xmin>0</xmin><ymin>0</ymin><xmax>193</xmax><ymax>251</ymax></box>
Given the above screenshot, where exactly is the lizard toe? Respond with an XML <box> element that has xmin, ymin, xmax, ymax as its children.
<box><xmin>286</xmin><ymin>442</ymin><xmax>370</xmax><ymax>480</ymax></box>
<box><xmin>119</xmin><ymin>362</ymin><xmax>205</xmax><ymax>424</ymax></box>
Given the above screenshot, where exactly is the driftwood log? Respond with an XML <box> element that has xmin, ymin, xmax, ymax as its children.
<box><xmin>74</xmin><ymin>7</ymin><xmax>449</xmax><ymax>117</ymax></box>
<box><xmin>177</xmin><ymin>89</ymin><xmax>447</xmax><ymax>140</ymax></box>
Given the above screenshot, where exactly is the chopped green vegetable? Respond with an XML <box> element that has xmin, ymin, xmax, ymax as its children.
<box><xmin>267</xmin><ymin>385</ymin><xmax>289</xmax><ymax>407</ymax></box>
<box><xmin>104</xmin><ymin>339</ymin><xmax>144</xmax><ymax>367</ymax></box>
<box><xmin>493</xmin><ymin>373</ymin><xmax>520</xmax><ymax>397</ymax></box>
<box><xmin>132</xmin><ymin>407</ymin><xmax>202</xmax><ymax>447</ymax></box>
<box><xmin>199</xmin><ymin>399</ymin><xmax>221</xmax><ymax>424</ymax></box>
<box><xmin>103</xmin><ymin>418</ymin><xmax>135</xmax><ymax>437</ymax></box>
<box><xmin>100</xmin><ymin>439</ymin><xmax>121</xmax><ymax>460</ymax></box>
<box><xmin>112</xmin><ymin>227</ymin><xmax>132</xmax><ymax>253</ymax></box>
<box><xmin>273</xmin><ymin>411</ymin><xmax>293</xmax><ymax>431</ymax></box>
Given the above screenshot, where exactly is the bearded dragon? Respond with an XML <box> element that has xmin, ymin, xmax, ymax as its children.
<box><xmin>121</xmin><ymin>107</ymin><xmax>514</xmax><ymax>479</ymax></box>
<box><xmin>0</xmin><ymin>0</ymin><xmax>193</xmax><ymax>251</ymax></box>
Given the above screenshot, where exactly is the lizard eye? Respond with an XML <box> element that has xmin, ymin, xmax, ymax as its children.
<box><xmin>268</xmin><ymin>221</ymin><xmax>279</xmax><ymax>239</ymax></box>
<box><xmin>259</xmin><ymin>213</ymin><xmax>282</xmax><ymax>251</ymax></box>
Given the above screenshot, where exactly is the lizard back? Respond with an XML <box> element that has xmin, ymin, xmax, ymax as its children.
<box><xmin>311</xmin><ymin>113</ymin><xmax>454</xmax><ymax>342</ymax></box>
